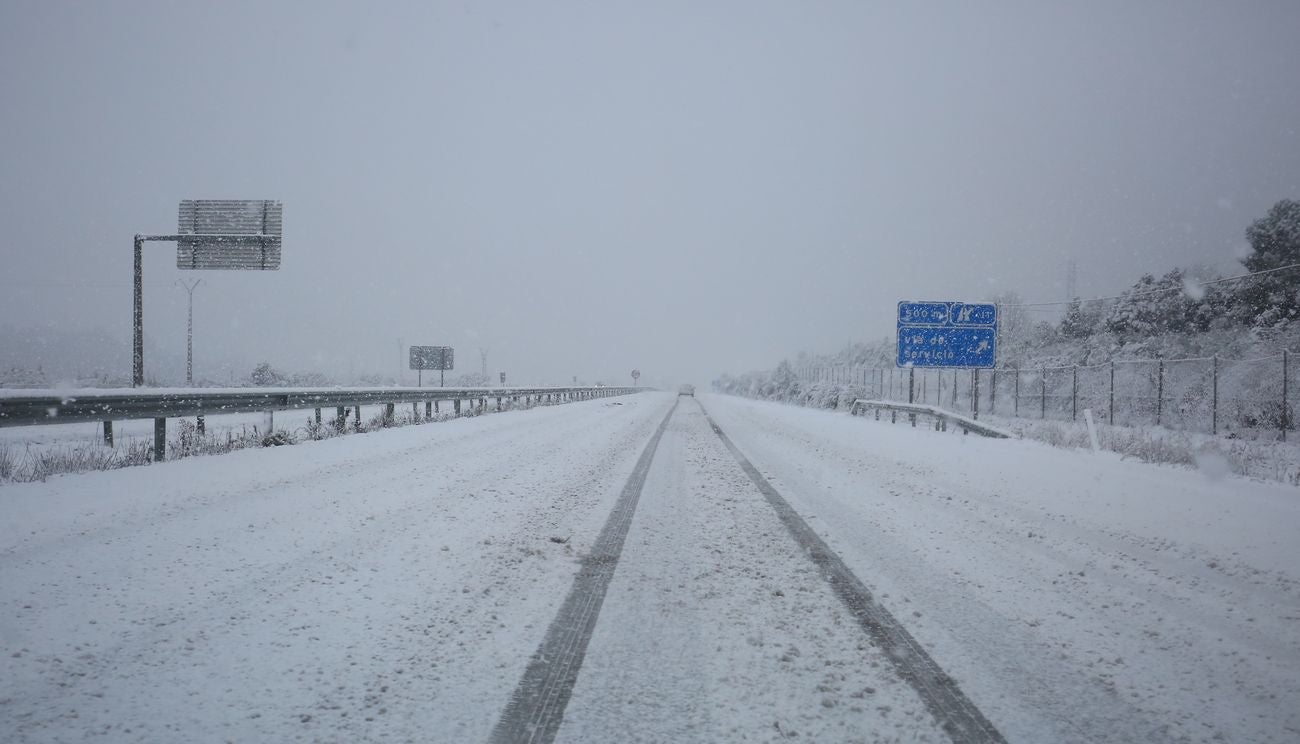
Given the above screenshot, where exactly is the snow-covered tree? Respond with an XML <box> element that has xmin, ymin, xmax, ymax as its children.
<box><xmin>1237</xmin><ymin>198</ymin><xmax>1300</xmax><ymax>328</ymax></box>
<box><xmin>249</xmin><ymin>362</ymin><xmax>287</xmax><ymax>386</ymax></box>
<box><xmin>1060</xmin><ymin>298</ymin><xmax>1103</xmax><ymax>339</ymax></box>
<box><xmin>1104</xmin><ymin>269</ymin><xmax>1229</xmax><ymax>340</ymax></box>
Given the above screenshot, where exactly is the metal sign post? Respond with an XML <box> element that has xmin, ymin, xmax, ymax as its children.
<box><xmin>132</xmin><ymin>200</ymin><xmax>282</xmax><ymax>387</ymax></box>
<box><xmin>176</xmin><ymin>279</ymin><xmax>203</xmax><ymax>385</ymax></box>
<box><xmin>896</xmin><ymin>301</ymin><xmax>998</xmax><ymax>370</ymax></box>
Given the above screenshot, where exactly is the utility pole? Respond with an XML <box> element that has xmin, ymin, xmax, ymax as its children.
<box><xmin>175</xmin><ymin>279</ymin><xmax>203</xmax><ymax>385</ymax></box>
<box><xmin>480</xmin><ymin>348</ymin><xmax>489</xmax><ymax>386</ymax></box>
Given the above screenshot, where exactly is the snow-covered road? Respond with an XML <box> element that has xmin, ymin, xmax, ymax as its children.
<box><xmin>2</xmin><ymin>392</ymin><xmax>1297</xmax><ymax>742</ymax></box>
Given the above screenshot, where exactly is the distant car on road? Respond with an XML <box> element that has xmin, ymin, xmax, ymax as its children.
<box><xmin>678</xmin><ymin>384</ymin><xmax>695</xmax><ymax>396</ymax></box>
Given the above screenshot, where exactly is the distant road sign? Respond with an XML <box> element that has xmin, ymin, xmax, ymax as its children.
<box><xmin>176</xmin><ymin>200</ymin><xmax>282</xmax><ymax>270</ymax></box>
<box><xmin>897</xmin><ymin>301</ymin><xmax>997</xmax><ymax>369</ymax></box>
<box><xmin>409</xmin><ymin>346</ymin><xmax>454</xmax><ymax>371</ymax></box>
<box><xmin>631</xmin><ymin>369</ymin><xmax>640</xmax><ymax>381</ymax></box>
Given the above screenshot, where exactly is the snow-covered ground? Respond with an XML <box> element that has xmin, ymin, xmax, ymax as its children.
<box><xmin>2</xmin><ymin>392</ymin><xmax>1296</xmax><ymax>742</ymax></box>
<box><xmin>702</xmin><ymin>394</ymin><xmax>1300</xmax><ymax>743</ymax></box>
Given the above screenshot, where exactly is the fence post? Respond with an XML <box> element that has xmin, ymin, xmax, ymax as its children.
<box><xmin>972</xmin><ymin>370</ymin><xmax>980</xmax><ymax>420</ymax></box>
<box><xmin>908</xmin><ymin>367</ymin><xmax>916</xmax><ymax>427</ymax></box>
<box><xmin>1041</xmin><ymin>367</ymin><xmax>1047</xmax><ymax>419</ymax></box>
<box><xmin>990</xmin><ymin>368</ymin><xmax>997</xmax><ymax>414</ymax></box>
<box><xmin>1109</xmin><ymin>361</ymin><xmax>1116</xmax><ymax>424</ymax></box>
<box><xmin>1014</xmin><ymin>367</ymin><xmax>1020</xmax><ymax>416</ymax></box>
<box><xmin>1156</xmin><ymin>359</ymin><xmax>1164</xmax><ymax>426</ymax></box>
<box><xmin>1072</xmin><ymin>366</ymin><xmax>1078</xmax><ymax>421</ymax></box>
<box><xmin>1212</xmin><ymin>355</ymin><xmax>1218</xmax><ymax>435</ymax></box>
<box><xmin>1279</xmin><ymin>351</ymin><xmax>1289</xmax><ymax>442</ymax></box>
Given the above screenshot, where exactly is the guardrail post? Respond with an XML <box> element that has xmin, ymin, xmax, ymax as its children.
<box><xmin>103</xmin><ymin>420</ymin><xmax>114</xmax><ymax>447</ymax></box>
<box><xmin>153</xmin><ymin>417</ymin><xmax>166</xmax><ymax>461</ymax></box>
<box><xmin>427</xmin><ymin>401</ymin><xmax>434</xmax><ymax>419</ymax></box>
<box><xmin>412</xmin><ymin>401</ymin><xmax>419</xmax><ymax>421</ymax></box>
<box><xmin>353</xmin><ymin>406</ymin><xmax>361</xmax><ymax>431</ymax></box>
<box><xmin>197</xmin><ymin>414</ymin><xmax>205</xmax><ymax>435</ymax></box>
<box><xmin>385</xmin><ymin>403</ymin><xmax>395</xmax><ymax>425</ymax></box>
<box><xmin>454</xmin><ymin>399</ymin><xmax>462</xmax><ymax>416</ymax></box>
<box><xmin>336</xmin><ymin>406</ymin><xmax>346</xmax><ymax>432</ymax></box>
<box><xmin>1156</xmin><ymin>359</ymin><xmax>1164</xmax><ymax>426</ymax></box>
<box><xmin>315</xmin><ymin>408</ymin><xmax>322</xmax><ymax>426</ymax></box>
<box><xmin>1211</xmin><ymin>355</ymin><xmax>1218</xmax><ymax>435</ymax></box>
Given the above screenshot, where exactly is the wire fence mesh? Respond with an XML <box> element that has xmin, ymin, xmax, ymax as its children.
<box><xmin>798</xmin><ymin>352</ymin><xmax>1294</xmax><ymax>440</ymax></box>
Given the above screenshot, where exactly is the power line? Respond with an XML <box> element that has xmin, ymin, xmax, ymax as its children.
<box><xmin>1003</xmin><ymin>262</ymin><xmax>1300</xmax><ymax>309</ymax></box>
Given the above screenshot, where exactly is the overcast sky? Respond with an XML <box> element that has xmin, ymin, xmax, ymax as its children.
<box><xmin>2</xmin><ymin>0</ymin><xmax>1298</xmax><ymax>387</ymax></box>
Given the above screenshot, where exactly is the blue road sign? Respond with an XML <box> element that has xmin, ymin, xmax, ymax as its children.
<box><xmin>897</xmin><ymin>301</ymin><xmax>997</xmax><ymax>368</ymax></box>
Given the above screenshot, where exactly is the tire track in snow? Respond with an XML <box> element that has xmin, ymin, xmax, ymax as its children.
<box><xmin>489</xmin><ymin>398</ymin><xmax>679</xmax><ymax>744</ymax></box>
<box><xmin>696</xmin><ymin>398</ymin><xmax>1007</xmax><ymax>744</ymax></box>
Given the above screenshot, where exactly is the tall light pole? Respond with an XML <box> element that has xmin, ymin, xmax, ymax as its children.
<box><xmin>175</xmin><ymin>279</ymin><xmax>203</xmax><ymax>385</ymax></box>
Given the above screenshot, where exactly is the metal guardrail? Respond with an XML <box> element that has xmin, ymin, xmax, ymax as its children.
<box><xmin>849</xmin><ymin>399</ymin><xmax>1011</xmax><ymax>439</ymax></box>
<box><xmin>0</xmin><ymin>386</ymin><xmax>644</xmax><ymax>461</ymax></box>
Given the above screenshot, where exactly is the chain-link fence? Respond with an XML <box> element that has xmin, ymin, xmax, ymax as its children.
<box><xmin>797</xmin><ymin>352</ymin><xmax>1295</xmax><ymax>440</ymax></box>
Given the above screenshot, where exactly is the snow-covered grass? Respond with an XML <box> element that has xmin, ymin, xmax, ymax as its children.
<box><xmin>716</xmin><ymin>379</ymin><xmax>1300</xmax><ymax>484</ymax></box>
<box><xmin>989</xmin><ymin>415</ymin><xmax>1300</xmax><ymax>485</ymax></box>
